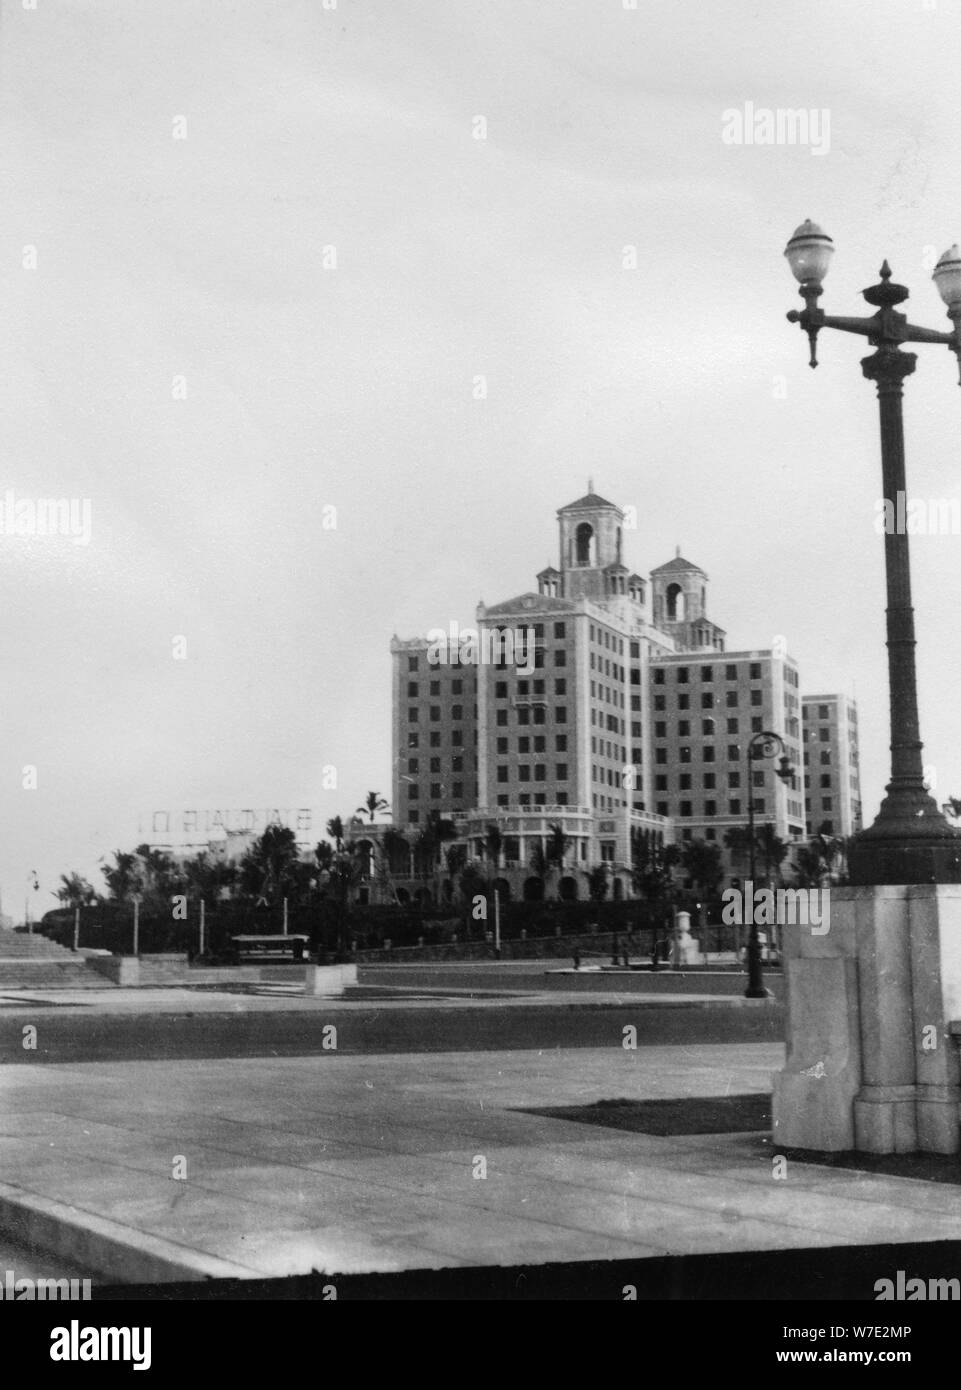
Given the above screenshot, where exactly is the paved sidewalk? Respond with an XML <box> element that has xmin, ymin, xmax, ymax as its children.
<box><xmin>0</xmin><ymin>985</ymin><xmax>763</xmax><ymax>1014</ymax></box>
<box><xmin>3</xmin><ymin>1042</ymin><xmax>961</xmax><ymax>1283</ymax></box>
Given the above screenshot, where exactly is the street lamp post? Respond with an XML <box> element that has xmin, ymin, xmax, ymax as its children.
<box><xmin>745</xmin><ymin>730</ymin><xmax>795</xmax><ymax>998</ymax></box>
<box><xmin>784</xmin><ymin>222</ymin><xmax>961</xmax><ymax>885</ymax></box>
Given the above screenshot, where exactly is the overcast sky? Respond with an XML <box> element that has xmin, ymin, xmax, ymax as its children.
<box><xmin>3</xmin><ymin>0</ymin><xmax>961</xmax><ymax>917</ymax></box>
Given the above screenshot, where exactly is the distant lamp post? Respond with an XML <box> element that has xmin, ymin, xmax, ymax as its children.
<box><xmin>784</xmin><ymin>221</ymin><xmax>961</xmax><ymax>885</ymax></box>
<box><xmin>25</xmin><ymin>870</ymin><xmax>39</xmax><ymax>934</ymax></box>
<box><xmin>745</xmin><ymin>730</ymin><xmax>795</xmax><ymax>999</ymax></box>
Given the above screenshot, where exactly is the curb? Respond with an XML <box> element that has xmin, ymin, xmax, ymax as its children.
<box><xmin>0</xmin><ymin>1183</ymin><xmax>260</xmax><ymax>1285</ymax></box>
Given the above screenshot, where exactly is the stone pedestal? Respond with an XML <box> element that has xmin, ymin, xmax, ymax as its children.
<box><xmin>673</xmin><ymin>911</ymin><xmax>700</xmax><ymax>967</ymax></box>
<box><xmin>304</xmin><ymin>963</ymin><xmax>358</xmax><ymax>997</ymax></box>
<box><xmin>86</xmin><ymin>955</ymin><xmax>140</xmax><ymax>986</ymax></box>
<box><xmin>772</xmin><ymin>885</ymin><xmax>961</xmax><ymax>1154</ymax></box>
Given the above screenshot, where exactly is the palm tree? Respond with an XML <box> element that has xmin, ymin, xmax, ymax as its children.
<box><xmin>587</xmin><ymin>862</ymin><xmax>610</xmax><ymax>903</ymax></box>
<box><xmin>381</xmin><ymin>828</ymin><xmax>410</xmax><ymax>877</ymax></box>
<box><xmin>545</xmin><ymin>824</ymin><xmax>571</xmax><ymax>899</ymax></box>
<box><xmin>528</xmin><ymin>838</ymin><xmax>548</xmax><ymax>889</ymax></box>
<box><xmin>792</xmin><ymin>843</ymin><xmax>824</xmax><ymax>888</ymax></box>
<box><xmin>755</xmin><ymin>825</ymin><xmax>789</xmax><ymax>888</ymax></box>
<box><xmin>445</xmin><ymin>843</ymin><xmax>468</xmax><ymax>878</ymax></box>
<box><xmin>484</xmin><ymin>824</ymin><xmax>502</xmax><ymax>874</ymax></box>
<box><xmin>239</xmin><ymin>824</ymin><xmax>301</xmax><ymax>907</ymax></box>
<box><xmin>356</xmin><ymin>792</ymin><xmax>390</xmax><ymax>824</ymax></box>
<box><xmin>326</xmin><ymin>817</ymin><xmax>345</xmax><ymax>852</ymax></box>
<box><xmin>57</xmin><ymin>873</ymin><xmax>96</xmax><ymax>908</ymax></box>
<box><xmin>679</xmin><ymin>839</ymin><xmax>723</xmax><ymax>933</ymax></box>
<box><xmin>100</xmin><ymin>851</ymin><xmax>143</xmax><ymax>904</ymax></box>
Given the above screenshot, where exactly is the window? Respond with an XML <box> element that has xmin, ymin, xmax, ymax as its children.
<box><xmin>655</xmin><ymin>774</ymin><xmax>667</xmax><ymax>790</ymax></box>
<box><xmin>726</xmin><ymin>691</ymin><xmax>738</xmax><ymax>707</ymax></box>
<box><xmin>534</xmin><ymin>764</ymin><xmax>546</xmax><ymax>782</ymax></box>
<box><xmin>750</xmin><ymin>663</ymin><xmax>762</xmax><ymax>680</ymax></box>
<box><xmin>518</xmin><ymin>736</ymin><xmax>530</xmax><ymax>753</ymax></box>
<box><xmin>519</xmin><ymin>766</ymin><xmax>531</xmax><ymax>783</ymax></box>
<box><xmin>679</xmin><ymin>747</ymin><xmax>691</xmax><ymax>763</ymax></box>
<box><xmin>430</xmin><ymin>732</ymin><xmax>441</xmax><ymax>747</ymax></box>
<box><xmin>750</xmin><ymin>690</ymin><xmax>762</xmax><ymax>706</ymax></box>
<box><xmin>680</xmin><ymin>801</ymin><xmax>692</xmax><ymax>816</ymax></box>
<box><xmin>518</xmin><ymin>707</ymin><xmax>530</xmax><ymax>725</ymax></box>
<box><xmin>555</xmin><ymin>679</ymin><xmax>566</xmax><ymax>695</ymax></box>
<box><xmin>655</xmin><ymin>748</ymin><xmax>667</xmax><ymax>764</ymax></box>
<box><xmin>430</xmin><ymin>757</ymin><xmax>440</xmax><ymax>772</ymax></box>
<box><xmin>556</xmin><ymin>763</ymin><xmax>568</xmax><ymax>780</ymax></box>
<box><xmin>725</xmin><ymin>664</ymin><xmax>737</xmax><ymax>680</ymax></box>
<box><xmin>751</xmin><ymin>717</ymin><xmax>762</xmax><ymax>732</ymax></box>
<box><xmin>820</xmin><ymin>751</ymin><xmax>831</xmax><ymax>765</ymax></box>
<box><xmin>495</xmin><ymin>681</ymin><xmax>508</xmax><ymax>699</ymax></box>
<box><xmin>654</xmin><ymin>669</ymin><xmax>665</xmax><ymax>684</ymax></box>
<box><xmin>704</xmin><ymin>773</ymin><xmax>716</xmax><ymax>789</ymax></box>
<box><xmin>818</xmin><ymin>704</ymin><xmax>829</xmax><ymax>719</ymax></box>
<box><xmin>727</xmin><ymin>718</ymin><xmax>738</xmax><ymax>734</ymax></box>
<box><xmin>497</xmin><ymin>738</ymin><xmax>508</xmax><ymax>754</ymax></box>
<box><xmin>752</xmin><ymin>770</ymin><xmax>765</xmax><ymax>787</ymax></box>
<box><xmin>680</xmin><ymin>772</ymin><xmax>692</xmax><ymax>790</ymax></box>
<box><xmin>430</xmin><ymin>706</ymin><xmax>440</xmax><ymax>721</ymax></box>
<box><xmin>407</xmin><ymin>681</ymin><xmax>418</xmax><ymax>697</ymax></box>
<box><xmin>678</xmin><ymin>720</ymin><xmax>690</xmax><ymax>736</ymax></box>
<box><xmin>729</xmin><ymin>798</ymin><xmax>741</xmax><ymax>815</ymax></box>
<box><xmin>701</xmin><ymin>693</ymin><xmax>714</xmax><ymax>709</ymax></box>
<box><xmin>704</xmin><ymin>800</ymin><xmax>716</xmax><ymax>816</ymax></box>
<box><xmin>657</xmin><ymin>801</ymin><xmax>669</xmax><ymax>816</ymax></box>
<box><xmin>556</xmin><ymin>707</ymin><xmax>567</xmax><ymax>723</ymax></box>
<box><xmin>430</xmin><ymin>783</ymin><xmax>440</xmax><ymax>798</ymax></box>
<box><xmin>820</xmin><ymin>774</ymin><xmax>832</xmax><ymax>788</ymax></box>
<box><xmin>728</xmin><ymin>771</ymin><xmax>740</xmax><ymax>787</ymax></box>
<box><xmin>452</xmin><ymin>680</ymin><xmax>462</xmax><ymax>695</ymax></box>
<box><xmin>496</xmin><ymin>710</ymin><xmax>507</xmax><ymax>726</ymax></box>
<box><xmin>703</xmin><ymin>747</ymin><xmax>715</xmax><ymax>763</ymax></box>
<box><xmin>452</xmin><ymin>730</ymin><xmax>463</xmax><ymax>746</ymax></box>
<box><xmin>430</xmin><ymin>680</ymin><xmax>440</xmax><ymax>695</ymax></box>
<box><xmin>678</xmin><ymin>693</ymin><xmax>690</xmax><ymax>710</ymax></box>
<box><xmin>554</xmin><ymin>649</ymin><xmax>566</xmax><ymax>667</ymax></box>
<box><xmin>408</xmin><ymin>758</ymin><xmax>419</xmax><ymax>773</ymax></box>
<box><xmin>728</xmin><ymin>745</ymin><xmax>739</xmax><ymax>761</ymax></box>
<box><xmin>655</xmin><ymin>695</ymin><xmax>666</xmax><ymax>711</ymax></box>
<box><xmin>408</xmin><ymin>733</ymin><xmax>419</xmax><ymax>748</ymax></box>
<box><xmin>452</xmin><ymin>705</ymin><xmax>462</xmax><ymax>720</ymax></box>
<box><xmin>408</xmin><ymin>656</ymin><xmax>419</xmax><ymax>673</ymax></box>
<box><xmin>820</xmin><ymin>728</ymin><xmax>830</xmax><ymax>742</ymax></box>
<box><xmin>677</xmin><ymin>667</ymin><xmax>689</xmax><ymax>683</ymax></box>
<box><xmin>452</xmin><ymin>756</ymin><xmax>462</xmax><ymax>771</ymax></box>
<box><xmin>533</xmin><ymin>735</ymin><xmax>545</xmax><ymax>753</ymax></box>
<box><xmin>703</xmin><ymin>718</ymin><xmax>715</xmax><ymax>735</ymax></box>
<box><xmin>409</xmin><ymin>786</ymin><xmax>419</xmax><ymax>800</ymax></box>
<box><xmin>556</xmin><ymin>734</ymin><xmax>567</xmax><ymax>752</ymax></box>
<box><xmin>701</xmin><ymin>666</ymin><xmax>713</xmax><ymax>681</ymax></box>
<box><xmin>408</xmin><ymin>707</ymin><xmax>418</xmax><ymax>723</ymax></box>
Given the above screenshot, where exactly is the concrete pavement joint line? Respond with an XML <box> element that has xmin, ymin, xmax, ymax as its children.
<box><xmin>0</xmin><ymin>1183</ymin><xmax>261</xmax><ymax>1284</ymax></box>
